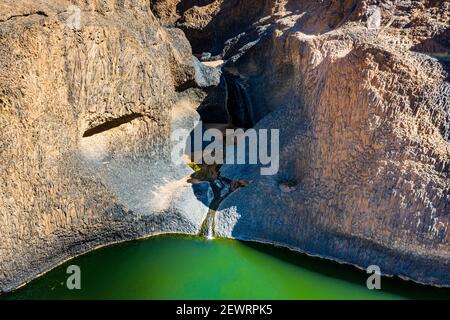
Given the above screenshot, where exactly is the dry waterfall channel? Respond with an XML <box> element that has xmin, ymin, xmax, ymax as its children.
<box><xmin>185</xmin><ymin>59</ymin><xmax>258</xmax><ymax>240</ymax></box>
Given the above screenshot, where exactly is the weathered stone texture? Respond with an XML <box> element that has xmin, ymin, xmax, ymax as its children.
<box><xmin>0</xmin><ymin>0</ymin><xmax>206</xmax><ymax>292</ymax></box>
<box><xmin>1</xmin><ymin>0</ymin><xmax>449</xmax><ymax>292</ymax></box>
<box><xmin>186</xmin><ymin>0</ymin><xmax>449</xmax><ymax>286</ymax></box>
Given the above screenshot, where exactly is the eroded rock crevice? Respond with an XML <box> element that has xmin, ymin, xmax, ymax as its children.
<box><xmin>82</xmin><ymin>113</ymin><xmax>148</xmax><ymax>137</ymax></box>
<box><xmin>0</xmin><ymin>11</ymin><xmax>48</xmax><ymax>23</ymax></box>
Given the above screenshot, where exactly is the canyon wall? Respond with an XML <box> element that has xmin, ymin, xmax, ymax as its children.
<box><xmin>0</xmin><ymin>0</ymin><xmax>209</xmax><ymax>292</ymax></box>
<box><xmin>159</xmin><ymin>0</ymin><xmax>450</xmax><ymax>286</ymax></box>
<box><xmin>219</xmin><ymin>0</ymin><xmax>449</xmax><ymax>286</ymax></box>
<box><xmin>1</xmin><ymin>0</ymin><xmax>449</xmax><ymax>292</ymax></box>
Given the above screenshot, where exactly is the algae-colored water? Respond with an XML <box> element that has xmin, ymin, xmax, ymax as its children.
<box><xmin>3</xmin><ymin>235</ymin><xmax>450</xmax><ymax>300</ymax></box>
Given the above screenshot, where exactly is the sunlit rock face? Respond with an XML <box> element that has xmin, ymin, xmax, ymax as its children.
<box><xmin>157</xmin><ymin>0</ymin><xmax>449</xmax><ymax>286</ymax></box>
<box><xmin>0</xmin><ymin>0</ymin><xmax>210</xmax><ymax>292</ymax></box>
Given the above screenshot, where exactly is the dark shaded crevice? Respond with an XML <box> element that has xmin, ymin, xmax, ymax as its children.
<box><xmin>196</xmin><ymin>75</ymin><xmax>229</xmax><ymax>124</ymax></box>
<box><xmin>175</xmin><ymin>79</ymin><xmax>197</xmax><ymax>92</ymax></box>
<box><xmin>82</xmin><ymin>113</ymin><xmax>145</xmax><ymax>137</ymax></box>
<box><xmin>223</xmin><ymin>73</ymin><xmax>255</xmax><ymax>129</ymax></box>
<box><xmin>176</xmin><ymin>0</ymin><xmax>216</xmax><ymax>13</ymax></box>
<box><xmin>177</xmin><ymin>0</ymin><xmax>273</xmax><ymax>55</ymax></box>
<box><xmin>0</xmin><ymin>11</ymin><xmax>48</xmax><ymax>23</ymax></box>
<box><xmin>196</xmin><ymin>72</ymin><xmax>255</xmax><ymax>129</ymax></box>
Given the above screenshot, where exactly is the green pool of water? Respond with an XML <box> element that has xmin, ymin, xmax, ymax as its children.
<box><xmin>3</xmin><ymin>235</ymin><xmax>450</xmax><ymax>300</ymax></box>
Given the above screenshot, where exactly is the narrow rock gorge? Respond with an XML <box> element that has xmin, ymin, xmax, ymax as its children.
<box><xmin>0</xmin><ymin>0</ymin><xmax>449</xmax><ymax>293</ymax></box>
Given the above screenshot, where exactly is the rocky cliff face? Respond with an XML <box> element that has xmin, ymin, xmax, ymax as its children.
<box><xmin>154</xmin><ymin>0</ymin><xmax>449</xmax><ymax>286</ymax></box>
<box><xmin>1</xmin><ymin>0</ymin><xmax>449</xmax><ymax>292</ymax></box>
<box><xmin>0</xmin><ymin>0</ymin><xmax>211</xmax><ymax>292</ymax></box>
